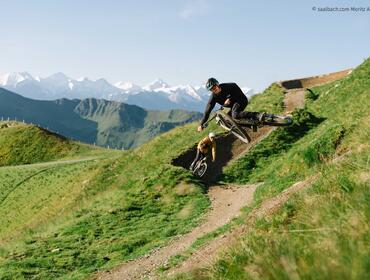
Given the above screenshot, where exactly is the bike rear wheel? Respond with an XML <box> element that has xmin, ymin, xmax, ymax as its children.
<box><xmin>194</xmin><ymin>162</ymin><xmax>207</xmax><ymax>177</ymax></box>
<box><xmin>262</xmin><ymin>114</ymin><xmax>292</xmax><ymax>126</ymax></box>
<box><xmin>216</xmin><ymin>112</ymin><xmax>251</xmax><ymax>143</ymax></box>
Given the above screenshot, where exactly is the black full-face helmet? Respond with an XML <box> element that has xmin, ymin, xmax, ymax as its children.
<box><xmin>206</xmin><ymin>77</ymin><xmax>219</xmax><ymax>91</ymax></box>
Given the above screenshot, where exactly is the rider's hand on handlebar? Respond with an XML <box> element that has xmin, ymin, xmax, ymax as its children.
<box><xmin>197</xmin><ymin>125</ymin><xmax>203</xmax><ymax>132</ymax></box>
<box><xmin>224</xmin><ymin>98</ymin><xmax>231</xmax><ymax>106</ymax></box>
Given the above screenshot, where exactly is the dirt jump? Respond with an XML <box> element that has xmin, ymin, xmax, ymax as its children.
<box><xmin>95</xmin><ymin>70</ymin><xmax>350</xmax><ymax>280</ymax></box>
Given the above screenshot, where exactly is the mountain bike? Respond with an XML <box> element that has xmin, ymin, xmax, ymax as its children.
<box><xmin>203</xmin><ymin>107</ymin><xmax>292</xmax><ymax>144</ymax></box>
<box><xmin>190</xmin><ymin>156</ymin><xmax>208</xmax><ymax>178</ymax></box>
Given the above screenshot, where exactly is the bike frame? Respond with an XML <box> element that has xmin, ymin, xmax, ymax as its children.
<box><xmin>201</xmin><ymin>106</ymin><xmax>225</xmax><ymax>129</ymax></box>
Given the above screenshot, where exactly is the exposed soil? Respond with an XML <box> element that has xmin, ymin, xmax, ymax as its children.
<box><xmin>94</xmin><ymin>184</ymin><xmax>258</xmax><ymax>280</ymax></box>
<box><xmin>96</xmin><ymin>70</ymin><xmax>349</xmax><ymax>280</ymax></box>
<box><xmin>172</xmin><ymin>126</ymin><xmax>274</xmax><ymax>185</ymax></box>
<box><xmin>280</xmin><ymin>69</ymin><xmax>351</xmax><ymax>90</ymax></box>
<box><xmin>284</xmin><ymin>88</ymin><xmax>306</xmax><ymax>113</ymax></box>
<box><xmin>165</xmin><ymin>176</ymin><xmax>318</xmax><ymax>278</ymax></box>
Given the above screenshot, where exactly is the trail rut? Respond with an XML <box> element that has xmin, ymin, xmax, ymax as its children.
<box><xmin>95</xmin><ymin>70</ymin><xmax>349</xmax><ymax>280</ymax></box>
<box><xmin>165</xmin><ymin>176</ymin><xmax>318</xmax><ymax>278</ymax></box>
<box><xmin>95</xmin><ymin>184</ymin><xmax>258</xmax><ymax>280</ymax></box>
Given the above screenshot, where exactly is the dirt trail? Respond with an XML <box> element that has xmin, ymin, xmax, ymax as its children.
<box><xmin>172</xmin><ymin>127</ymin><xmax>274</xmax><ymax>185</ymax></box>
<box><xmin>96</xmin><ymin>70</ymin><xmax>349</xmax><ymax>280</ymax></box>
<box><xmin>163</xmin><ymin>70</ymin><xmax>350</xmax><ymax>277</ymax></box>
<box><xmin>95</xmin><ymin>93</ymin><xmax>294</xmax><ymax>280</ymax></box>
<box><xmin>95</xmin><ymin>184</ymin><xmax>258</xmax><ymax>280</ymax></box>
<box><xmin>165</xmin><ymin>176</ymin><xmax>318</xmax><ymax>277</ymax></box>
<box><xmin>284</xmin><ymin>89</ymin><xmax>306</xmax><ymax>113</ymax></box>
<box><xmin>172</xmin><ymin>76</ymin><xmax>312</xmax><ymax>184</ymax></box>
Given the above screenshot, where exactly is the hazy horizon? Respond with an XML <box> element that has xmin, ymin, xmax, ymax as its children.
<box><xmin>1</xmin><ymin>0</ymin><xmax>369</xmax><ymax>91</ymax></box>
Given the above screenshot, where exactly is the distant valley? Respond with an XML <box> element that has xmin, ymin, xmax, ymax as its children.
<box><xmin>0</xmin><ymin>87</ymin><xmax>202</xmax><ymax>149</ymax></box>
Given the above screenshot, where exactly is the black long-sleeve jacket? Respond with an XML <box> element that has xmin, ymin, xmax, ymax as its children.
<box><xmin>200</xmin><ymin>83</ymin><xmax>248</xmax><ymax>126</ymax></box>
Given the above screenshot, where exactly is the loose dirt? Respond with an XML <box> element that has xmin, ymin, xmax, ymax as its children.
<box><xmin>284</xmin><ymin>88</ymin><xmax>306</xmax><ymax>113</ymax></box>
<box><xmin>172</xmin><ymin>126</ymin><xmax>274</xmax><ymax>185</ymax></box>
<box><xmin>165</xmin><ymin>176</ymin><xmax>318</xmax><ymax>278</ymax></box>
<box><xmin>95</xmin><ymin>184</ymin><xmax>258</xmax><ymax>280</ymax></box>
<box><xmin>96</xmin><ymin>70</ymin><xmax>349</xmax><ymax>280</ymax></box>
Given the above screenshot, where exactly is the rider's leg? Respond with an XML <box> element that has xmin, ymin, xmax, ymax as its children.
<box><xmin>234</xmin><ymin>101</ymin><xmax>262</xmax><ymax>121</ymax></box>
<box><xmin>231</xmin><ymin>102</ymin><xmax>256</xmax><ymax>119</ymax></box>
<box><xmin>231</xmin><ymin>102</ymin><xmax>262</xmax><ymax>132</ymax></box>
<box><xmin>231</xmin><ymin>103</ymin><xmax>244</xmax><ymax>119</ymax></box>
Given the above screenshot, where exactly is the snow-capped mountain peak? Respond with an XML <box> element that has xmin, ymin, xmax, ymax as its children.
<box><xmin>144</xmin><ymin>78</ymin><xmax>170</xmax><ymax>91</ymax></box>
<box><xmin>0</xmin><ymin>73</ymin><xmax>9</xmax><ymax>85</ymax></box>
<box><xmin>167</xmin><ymin>85</ymin><xmax>203</xmax><ymax>101</ymax></box>
<box><xmin>68</xmin><ymin>80</ymin><xmax>74</xmax><ymax>90</ymax></box>
<box><xmin>77</xmin><ymin>77</ymin><xmax>89</xmax><ymax>82</ymax></box>
<box><xmin>48</xmin><ymin>72</ymin><xmax>69</xmax><ymax>80</ymax></box>
<box><xmin>95</xmin><ymin>78</ymin><xmax>111</xmax><ymax>86</ymax></box>
<box><xmin>241</xmin><ymin>87</ymin><xmax>254</xmax><ymax>97</ymax></box>
<box><xmin>43</xmin><ymin>72</ymin><xmax>70</xmax><ymax>85</ymax></box>
<box><xmin>0</xmin><ymin>71</ymin><xmax>254</xmax><ymax>112</ymax></box>
<box><xmin>115</xmin><ymin>81</ymin><xmax>142</xmax><ymax>93</ymax></box>
<box><xmin>0</xmin><ymin>72</ymin><xmax>35</xmax><ymax>86</ymax></box>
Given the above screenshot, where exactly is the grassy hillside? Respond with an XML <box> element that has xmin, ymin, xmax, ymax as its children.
<box><xmin>0</xmin><ymin>115</ymin><xmax>222</xmax><ymax>279</ymax></box>
<box><xmin>1</xmin><ymin>59</ymin><xmax>368</xmax><ymax>280</ymax></box>
<box><xmin>170</xmin><ymin>59</ymin><xmax>370</xmax><ymax>279</ymax></box>
<box><xmin>0</xmin><ymin>81</ymin><xmax>282</xmax><ymax>279</ymax></box>
<box><xmin>0</xmin><ymin>122</ymin><xmax>100</xmax><ymax>166</ymax></box>
<box><xmin>0</xmin><ymin>91</ymin><xmax>98</xmax><ymax>143</ymax></box>
<box><xmin>76</xmin><ymin>98</ymin><xmax>202</xmax><ymax>148</ymax></box>
<box><xmin>0</xmin><ymin>160</ymin><xmax>101</xmax><ymax>242</ymax></box>
<box><xmin>247</xmin><ymin>82</ymin><xmax>286</xmax><ymax>114</ymax></box>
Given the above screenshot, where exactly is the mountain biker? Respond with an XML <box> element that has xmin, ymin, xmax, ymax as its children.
<box><xmin>190</xmin><ymin>132</ymin><xmax>216</xmax><ymax>171</ymax></box>
<box><xmin>198</xmin><ymin>78</ymin><xmax>260</xmax><ymax>132</ymax></box>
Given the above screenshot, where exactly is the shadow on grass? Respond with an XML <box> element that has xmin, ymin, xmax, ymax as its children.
<box><xmin>220</xmin><ymin>108</ymin><xmax>326</xmax><ymax>183</ymax></box>
<box><xmin>171</xmin><ymin>134</ymin><xmax>236</xmax><ymax>188</ymax></box>
<box><xmin>172</xmin><ymin>109</ymin><xmax>326</xmax><ymax>188</ymax></box>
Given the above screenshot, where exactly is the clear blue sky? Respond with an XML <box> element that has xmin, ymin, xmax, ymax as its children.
<box><xmin>1</xmin><ymin>0</ymin><xmax>369</xmax><ymax>91</ymax></box>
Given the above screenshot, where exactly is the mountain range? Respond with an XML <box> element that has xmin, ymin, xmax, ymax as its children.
<box><xmin>0</xmin><ymin>72</ymin><xmax>254</xmax><ymax>112</ymax></box>
<box><xmin>0</xmin><ymin>87</ymin><xmax>202</xmax><ymax>149</ymax></box>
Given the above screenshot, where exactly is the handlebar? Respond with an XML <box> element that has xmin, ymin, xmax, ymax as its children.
<box><xmin>201</xmin><ymin>106</ymin><xmax>224</xmax><ymax>128</ymax></box>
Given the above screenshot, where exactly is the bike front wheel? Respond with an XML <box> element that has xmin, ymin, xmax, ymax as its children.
<box><xmin>216</xmin><ymin>112</ymin><xmax>251</xmax><ymax>143</ymax></box>
<box><xmin>194</xmin><ymin>162</ymin><xmax>207</xmax><ymax>177</ymax></box>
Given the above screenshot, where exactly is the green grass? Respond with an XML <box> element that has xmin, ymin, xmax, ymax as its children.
<box><xmin>0</xmin><ymin>160</ymin><xmax>102</xmax><ymax>242</ymax></box>
<box><xmin>0</xmin><ymin>122</ymin><xmax>102</xmax><ymax>166</ymax></box>
<box><xmin>247</xmin><ymin>83</ymin><xmax>285</xmax><ymax>114</ymax></box>
<box><xmin>158</xmin><ymin>82</ymin><xmax>318</xmax><ymax>274</ymax></box>
<box><xmin>0</xmin><ymin>118</ymin><xmax>219</xmax><ymax>279</ymax></box>
<box><xmin>220</xmin><ymin>108</ymin><xmax>324</xmax><ymax>184</ymax></box>
<box><xmin>168</xmin><ymin>58</ymin><xmax>370</xmax><ymax>279</ymax></box>
<box><xmin>1</xmin><ymin>59</ymin><xmax>369</xmax><ymax>280</ymax></box>
<box><xmin>174</xmin><ymin>149</ymin><xmax>369</xmax><ymax>280</ymax></box>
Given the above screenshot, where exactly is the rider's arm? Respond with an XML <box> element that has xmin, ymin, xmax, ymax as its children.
<box><xmin>211</xmin><ymin>142</ymin><xmax>216</xmax><ymax>162</ymax></box>
<box><xmin>197</xmin><ymin>137</ymin><xmax>206</xmax><ymax>150</ymax></box>
<box><xmin>200</xmin><ymin>96</ymin><xmax>216</xmax><ymax>127</ymax></box>
<box><xmin>197</xmin><ymin>140</ymin><xmax>202</xmax><ymax>150</ymax></box>
<box><xmin>224</xmin><ymin>96</ymin><xmax>232</xmax><ymax>106</ymax></box>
